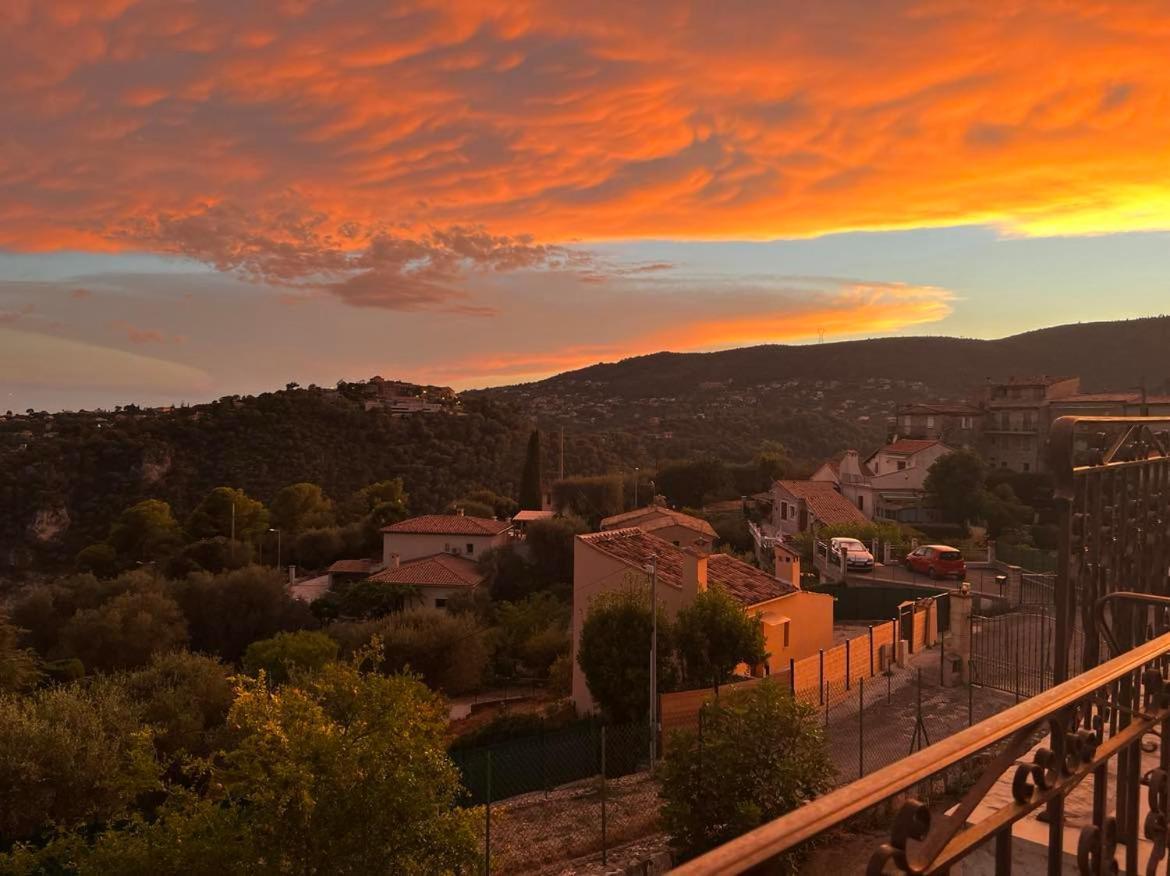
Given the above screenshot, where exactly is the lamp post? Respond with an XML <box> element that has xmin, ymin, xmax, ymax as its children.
<box><xmin>643</xmin><ymin>554</ymin><xmax>658</xmax><ymax>767</ymax></box>
<box><xmin>634</xmin><ymin>467</ymin><xmax>640</xmax><ymax>508</ymax></box>
<box><xmin>269</xmin><ymin>527</ymin><xmax>281</xmax><ymax>570</ymax></box>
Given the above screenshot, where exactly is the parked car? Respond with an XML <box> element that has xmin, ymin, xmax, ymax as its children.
<box><xmin>904</xmin><ymin>544</ymin><xmax>966</xmax><ymax>580</ymax></box>
<box><xmin>829</xmin><ymin>536</ymin><xmax>875</xmax><ymax>571</ymax></box>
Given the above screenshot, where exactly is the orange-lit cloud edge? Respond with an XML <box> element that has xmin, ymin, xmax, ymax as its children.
<box><xmin>5</xmin><ymin>1</ymin><xmax>1170</xmax><ymax>389</ymax></box>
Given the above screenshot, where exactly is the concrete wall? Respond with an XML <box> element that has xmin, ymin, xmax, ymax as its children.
<box><xmin>753</xmin><ymin>590</ymin><xmax>835</xmax><ymax>676</ymax></box>
<box><xmin>382</xmin><ymin>530</ymin><xmax>506</xmax><ymax>564</ymax></box>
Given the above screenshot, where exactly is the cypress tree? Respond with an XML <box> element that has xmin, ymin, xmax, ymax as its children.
<box><xmin>519</xmin><ymin>430</ymin><xmax>543</xmax><ymax>510</ymax></box>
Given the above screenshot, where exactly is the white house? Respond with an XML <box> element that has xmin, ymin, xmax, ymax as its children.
<box><xmin>823</xmin><ymin>439</ymin><xmax>953</xmax><ymax>522</ymax></box>
<box><xmin>380</xmin><ymin>512</ymin><xmax>512</xmax><ymax>565</ymax></box>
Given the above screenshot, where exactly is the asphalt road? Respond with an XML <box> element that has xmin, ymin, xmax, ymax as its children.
<box><xmin>847</xmin><ymin>562</ymin><xmax>1007</xmax><ymax>595</ymax></box>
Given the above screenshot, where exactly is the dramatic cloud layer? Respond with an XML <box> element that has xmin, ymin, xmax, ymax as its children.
<box><xmin>5</xmin><ymin>1</ymin><xmax>1170</xmax><ymax>257</ymax></box>
<box><xmin>4</xmin><ymin>1</ymin><xmax>1170</xmax><ymax>406</ymax></box>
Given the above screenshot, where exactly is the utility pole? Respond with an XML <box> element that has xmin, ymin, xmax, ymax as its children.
<box><xmin>644</xmin><ymin>555</ymin><xmax>659</xmax><ymax>767</ymax></box>
<box><xmin>634</xmin><ymin>467</ymin><xmax>640</xmax><ymax>508</ymax></box>
<box><xmin>269</xmin><ymin>528</ymin><xmax>281</xmax><ymax>570</ymax></box>
<box><xmin>559</xmin><ymin>427</ymin><xmax>564</xmax><ymax>481</ymax></box>
<box><xmin>230</xmin><ymin>500</ymin><xmax>236</xmax><ymax>543</ymax></box>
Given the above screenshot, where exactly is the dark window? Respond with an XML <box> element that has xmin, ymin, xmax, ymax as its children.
<box><xmin>897</xmin><ymin>461</ymin><xmax>906</xmax><ymax>471</ymax></box>
<box><xmin>783</xmin><ymin>622</ymin><xmax>790</xmax><ymax>648</ymax></box>
<box><xmin>466</xmin><ymin>543</ymin><xmax>474</xmax><ymax>555</ymax></box>
<box><xmin>940</xmin><ymin>551</ymin><xmax>962</xmax><ymax>561</ymax></box>
<box><xmin>434</xmin><ymin>597</ymin><xmax>447</xmax><ymax>608</ymax></box>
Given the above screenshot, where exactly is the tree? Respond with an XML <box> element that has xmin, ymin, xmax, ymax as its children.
<box><xmin>164</xmin><ymin>537</ymin><xmax>252</xmax><ymax>577</ymax></box>
<box><xmin>5</xmin><ymin>662</ymin><xmax>480</xmax><ymax>874</ymax></box>
<box><xmin>243</xmin><ymin>630</ymin><xmax>339</xmax><ymax>685</ymax></box>
<box><xmin>478</xmin><ymin>544</ymin><xmax>538</xmax><ymax>602</ymax></box>
<box><xmin>493</xmin><ymin>593</ymin><xmax>569</xmax><ymax>677</ymax></box>
<box><xmin>58</xmin><ymin>588</ymin><xmax>189</xmax><ymax>673</ymax></box>
<box><xmin>170</xmin><ymin>567</ymin><xmax>315</xmax><ymax>663</ymax></box>
<box><xmin>525</xmin><ymin>515</ymin><xmax>588</xmax><ymax>588</ymax></box>
<box><xmin>185</xmin><ymin>487</ymin><xmax>269</xmax><ymax>543</ymax></box>
<box><xmin>444</xmin><ymin>498</ymin><xmax>496</xmax><ymax>518</ymax></box>
<box><xmin>120</xmin><ymin>651</ymin><xmax>234</xmax><ymax>759</ymax></box>
<box><xmin>656</xmin><ymin>457</ymin><xmax>733</xmax><ymax>508</ymax></box>
<box><xmin>576</xmin><ymin>588</ymin><xmax>676</xmax><ymax>723</ymax></box>
<box><xmin>925</xmin><ymin>449</ymin><xmax>987</xmax><ymax>525</ymax></box>
<box><xmin>519</xmin><ymin>430</ymin><xmax>543</xmax><ymax>510</ymax></box>
<box><xmin>0</xmin><ymin>679</ymin><xmax>160</xmax><ymax>844</ymax></box>
<box><xmin>659</xmin><ymin>680</ymin><xmax>834</xmax><ymax>861</ymax></box>
<box><xmin>293</xmin><ymin>526</ymin><xmax>345</xmax><ymax>569</ymax></box>
<box><xmin>552</xmin><ymin>475</ymin><xmax>624</xmax><ymax>525</ymax></box>
<box><xmin>0</xmin><ymin>614</ymin><xmax>41</xmax><ymax>693</ymax></box>
<box><xmin>339</xmin><ymin>478</ymin><xmax>410</xmax><ymax>527</ymax></box>
<box><xmin>269</xmin><ymin>482</ymin><xmax>334</xmax><ymax>534</ymax></box>
<box><xmin>323</xmin><ymin>579</ymin><xmax>417</xmax><ymax>620</ymax></box>
<box><xmin>674</xmin><ymin>587</ymin><xmax>767</xmax><ymax>692</ymax></box>
<box><xmin>330</xmin><ymin>608</ymin><xmax>488</xmax><ymax>695</ymax></box>
<box><xmin>107</xmin><ymin>499</ymin><xmax>182</xmax><ymax>565</ymax></box>
<box><xmin>75</xmin><ymin>542</ymin><xmax>117</xmax><ymax>577</ymax></box>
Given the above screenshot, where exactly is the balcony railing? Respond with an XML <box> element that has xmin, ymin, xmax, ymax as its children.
<box><xmin>676</xmin><ymin>417</ymin><xmax>1170</xmax><ymax>875</ymax></box>
<box><xmin>674</xmin><ymin>621</ymin><xmax>1170</xmax><ymax>875</ymax></box>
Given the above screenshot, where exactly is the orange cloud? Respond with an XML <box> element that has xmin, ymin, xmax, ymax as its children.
<box><xmin>3</xmin><ymin>0</ymin><xmax>1170</xmax><ymax>274</ymax></box>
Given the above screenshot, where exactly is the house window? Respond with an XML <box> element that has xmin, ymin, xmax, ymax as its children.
<box><xmin>783</xmin><ymin>622</ymin><xmax>790</xmax><ymax>648</ymax></box>
<box><xmin>780</xmin><ymin>501</ymin><xmax>788</xmax><ymax>521</ymax></box>
<box><xmin>897</xmin><ymin>461</ymin><xmax>907</xmax><ymax>471</ymax></box>
<box><xmin>434</xmin><ymin>597</ymin><xmax>447</xmax><ymax>609</ymax></box>
<box><xmin>857</xmin><ymin>495</ymin><xmax>864</xmax><ymax>511</ymax></box>
<box><xmin>926</xmin><ymin>416</ymin><xmax>935</xmax><ymax>428</ymax></box>
<box><xmin>1022</xmin><ymin>462</ymin><xmax>1030</xmax><ymax>472</ymax></box>
<box><xmin>961</xmin><ymin>416</ymin><xmax>973</xmax><ymax>429</ymax></box>
<box><xmin>466</xmin><ymin>543</ymin><xmax>474</xmax><ymax>555</ymax></box>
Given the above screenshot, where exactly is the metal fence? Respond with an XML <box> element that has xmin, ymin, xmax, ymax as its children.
<box><xmin>816</xmin><ymin>633</ymin><xmax>1008</xmax><ymax>787</ymax></box>
<box><xmin>451</xmin><ymin>721</ymin><xmax>653</xmax><ymax>874</ymax></box>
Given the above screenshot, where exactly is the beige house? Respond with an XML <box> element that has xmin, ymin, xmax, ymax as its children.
<box><xmin>364</xmin><ymin>552</ymin><xmax>484</xmax><ymax>610</ymax></box>
<box><xmin>771</xmin><ymin>479</ymin><xmax>869</xmax><ymax>537</ymax></box>
<box><xmin>380</xmin><ymin>513</ymin><xmax>512</xmax><ymax>565</ymax></box>
<box><xmin>600</xmin><ymin>505</ymin><xmax>718</xmax><ymax>548</ymax></box>
<box><xmin>570</xmin><ymin>528</ymin><xmax>833</xmax><ymax>715</ymax></box>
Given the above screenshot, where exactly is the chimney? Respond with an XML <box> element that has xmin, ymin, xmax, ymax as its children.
<box><xmin>389</xmin><ymin>552</ymin><xmax>400</xmax><ymax>569</ymax></box>
<box><xmin>773</xmin><ymin>544</ymin><xmax>801</xmax><ymax>590</ymax></box>
<box><xmin>457</xmin><ymin>507</ymin><xmax>465</xmax><ymax>516</ymax></box>
<box><xmin>682</xmin><ymin>544</ymin><xmax>709</xmax><ymax>596</ymax></box>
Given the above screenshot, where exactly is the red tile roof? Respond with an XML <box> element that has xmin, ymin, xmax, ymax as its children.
<box><xmin>366</xmin><ymin>553</ymin><xmax>484</xmax><ymax>588</ymax></box>
<box><xmin>326</xmin><ymin>559</ymin><xmax>375</xmax><ymax>574</ymax></box>
<box><xmin>599</xmin><ymin>506</ymin><xmax>718</xmax><ymax>539</ymax></box>
<box><xmin>381</xmin><ymin>514</ymin><xmax>512</xmax><ymax>536</ymax></box>
<box><xmin>774</xmin><ymin>480</ymin><xmax>870</xmax><ymax>527</ymax></box>
<box><xmin>578</xmin><ymin>528</ymin><xmax>795</xmax><ymax>606</ymax></box>
<box><xmin>897</xmin><ymin>402</ymin><xmax>984</xmax><ymax>416</ymax></box>
<box><xmin>882</xmin><ymin>438</ymin><xmax>944</xmax><ymax>455</ymax></box>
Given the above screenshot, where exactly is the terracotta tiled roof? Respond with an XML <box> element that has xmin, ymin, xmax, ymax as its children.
<box><xmin>513</xmin><ymin>510</ymin><xmax>555</xmax><ymax>522</ymax></box>
<box><xmin>897</xmin><ymin>402</ymin><xmax>984</xmax><ymax>416</ymax></box>
<box><xmin>599</xmin><ymin>506</ymin><xmax>717</xmax><ymax>539</ymax></box>
<box><xmin>774</xmin><ymin>480</ymin><xmax>869</xmax><ymax>527</ymax></box>
<box><xmin>997</xmin><ymin>375</ymin><xmax>1075</xmax><ymax>386</ymax></box>
<box><xmin>381</xmin><ymin>514</ymin><xmax>512</xmax><ymax>536</ymax></box>
<box><xmin>366</xmin><ymin>553</ymin><xmax>484</xmax><ymax>588</ymax></box>
<box><xmin>577</xmin><ymin>528</ymin><xmax>794</xmax><ymax>606</ymax></box>
<box><xmin>326</xmin><ymin>559</ymin><xmax>375</xmax><ymax>574</ymax></box>
<box><xmin>882</xmin><ymin>438</ymin><xmax>944</xmax><ymax>455</ymax></box>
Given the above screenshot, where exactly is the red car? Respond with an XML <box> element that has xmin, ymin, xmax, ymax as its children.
<box><xmin>904</xmin><ymin>544</ymin><xmax>966</xmax><ymax>580</ymax></box>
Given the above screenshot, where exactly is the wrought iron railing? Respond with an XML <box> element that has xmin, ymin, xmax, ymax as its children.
<box><xmin>674</xmin><ymin>417</ymin><xmax>1170</xmax><ymax>875</ymax></box>
<box><xmin>675</xmin><ymin>622</ymin><xmax>1170</xmax><ymax>875</ymax></box>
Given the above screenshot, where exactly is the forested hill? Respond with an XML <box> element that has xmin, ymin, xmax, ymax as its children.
<box><xmin>500</xmin><ymin>316</ymin><xmax>1170</xmax><ymax>399</ymax></box>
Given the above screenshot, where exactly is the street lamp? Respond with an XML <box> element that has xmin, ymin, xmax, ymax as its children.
<box><xmin>634</xmin><ymin>467</ymin><xmax>640</xmax><ymax>507</ymax></box>
<box><xmin>643</xmin><ymin>554</ymin><xmax>658</xmax><ymax>767</ymax></box>
<box><xmin>269</xmin><ymin>528</ymin><xmax>281</xmax><ymax>570</ymax></box>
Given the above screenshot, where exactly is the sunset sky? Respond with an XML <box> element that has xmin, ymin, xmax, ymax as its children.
<box><xmin>4</xmin><ymin>1</ymin><xmax>1170</xmax><ymax>410</ymax></box>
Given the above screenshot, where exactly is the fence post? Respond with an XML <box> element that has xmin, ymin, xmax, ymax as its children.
<box><xmin>824</xmin><ymin>680</ymin><xmax>829</xmax><ymax>727</ymax></box>
<box><xmin>868</xmin><ymin>624</ymin><xmax>875</xmax><ymax>677</ymax></box>
<box><xmin>858</xmin><ymin>676</ymin><xmax>865</xmax><ymax>779</ymax></box>
<box><xmin>484</xmin><ymin>751</ymin><xmax>492</xmax><ymax>876</ymax></box>
<box><xmin>600</xmin><ymin>725</ymin><xmax>607</xmax><ymax>866</ymax></box>
<box><xmin>818</xmin><ymin>649</ymin><xmax>825</xmax><ymax>704</ymax></box>
<box><xmin>845</xmin><ymin>639</ymin><xmax>851</xmax><ymax>691</ymax></box>
<box><xmin>789</xmin><ymin>657</ymin><xmax>795</xmax><ymax>697</ymax></box>
<box><xmin>968</xmin><ymin>661</ymin><xmax>974</xmax><ymax>727</ymax></box>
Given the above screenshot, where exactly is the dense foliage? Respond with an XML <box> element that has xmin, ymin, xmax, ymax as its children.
<box><xmin>659</xmin><ymin>680</ymin><xmax>834</xmax><ymax>862</ymax></box>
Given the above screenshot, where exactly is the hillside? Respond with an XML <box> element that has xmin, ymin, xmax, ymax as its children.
<box><xmin>5</xmin><ymin>315</ymin><xmax>1169</xmax><ymax>575</ymax></box>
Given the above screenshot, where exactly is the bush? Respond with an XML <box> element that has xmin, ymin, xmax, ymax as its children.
<box><xmin>0</xmin><ymin>679</ymin><xmax>160</xmax><ymax>844</ymax></box>
<box><xmin>58</xmin><ymin>588</ymin><xmax>189</xmax><ymax>673</ymax></box>
<box><xmin>659</xmin><ymin>680</ymin><xmax>834</xmax><ymax>862</ymax></box>
<box><xmin>243</xmin><ymin>630</ymin><xmax>339</xmax><ymax>685</ymax></box>
<box><xmin>120</xmin><ymin>651</ymin><xmax>234</xmax><ymax>758</ymax></box>
<box><xmin>330</xmin><ymin>608</ymin><xmax>488</xmax><ymax>695</ymax></box>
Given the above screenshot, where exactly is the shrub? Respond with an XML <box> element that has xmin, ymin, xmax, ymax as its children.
<box><xmin>243</xmin><ymin>630</ymin><xmax>340</xmax><ymax>685</ymax></box>
<box><xmin>58</xmin><ymin>589</ymin><xmax>189</xmax><ymax>673</ymax></box>
<box><xmin>659</xmin><ymin>680</ymin><xmax>834</xmax><ymax>862</ymax></box>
